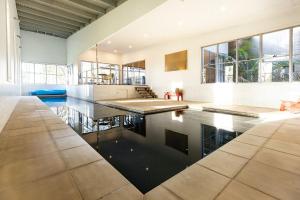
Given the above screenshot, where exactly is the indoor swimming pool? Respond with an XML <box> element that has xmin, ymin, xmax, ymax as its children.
<box><xmin>41</xmin><ymin>97</ymin><xmax>255</xmax><ymax>193</ymax></box>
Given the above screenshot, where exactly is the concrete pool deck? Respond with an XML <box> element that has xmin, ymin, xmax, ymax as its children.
<box><xmin>97</xmin><ymin>98</ymin><xmax>278</xmax><ymax>117</ymax></box>
<box><xmin>96</xmin><ymin>99</ymin><xmax>189</xmax><ymax>114</ymax></box>
<box><xmin>0</xmin><ymin>96</ymin><xmax>300</xmax><ymax>200</ymax></box>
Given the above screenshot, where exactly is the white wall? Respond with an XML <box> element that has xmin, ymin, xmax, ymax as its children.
<box><xmin>93</xmin><ymin>85</ymin><xmax>142</xmax><ymax>101</ymax></box>
<box><xmin>67</xmin><ymin>0</ymin><xmax>167</xmax><ymax>64</ymax></box>
<box><xmin>67</xmin><ymin>85</ymin><xmax>142</xmax><ymax>101</ymax></box>
<box><xmin>20</xmin><ymin>30</ymin><xmax>67</xmax><ymax>95</ymax></box>
<box><xmin>121</xmin><ymin>9</ymin><xmax>300</xmax><ymax>108</ymax></box>
<box><xmin>21</xmin><ymin>30</ymin><xmax>67</xmax><ymax>65</ymax></box>
<box><xmin>66</xmin><ymin>85</ymin><xmax>94</xmax><ymax>102</ymax></box>
<box><xmin>0</xmin><ymin>0</ymin><xmax>22</xmax><ymax>131</ymax></box>
<box><xmin>0</xmin><ymin>0</ymin><xmax>21</xmax><ymax>96</ymax></box>
<box><xmin>79</xmin><ymin>49</ymin><xmax>122</xmax><ymax>65</ymax></box>
<box><xmin>0</xmin><ymin>96</ymin><xmax>20</xmax><ymax>133</ymax></box>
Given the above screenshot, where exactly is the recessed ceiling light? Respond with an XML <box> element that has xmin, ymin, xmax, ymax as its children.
<box><xmin>107</xmin><ymin>40</ymin><xmax>112</xmax><ymax>44</ymax></box>
<box><xmin>220</xmin><ymin>6</ymin><xmax>227</xmax><ymax>12</ymax></box>
<box><xmin>128</xmin><ymin>45</ymin><xmax>133</xmax><ymax>49</ymax></box>
<box><xmin>177</xmin><ymin>20</ymin><xmax>183</xmax><ymax>26</ymax></box>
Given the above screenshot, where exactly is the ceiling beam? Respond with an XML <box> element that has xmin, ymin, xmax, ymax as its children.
<box><xmin>97</xmin><ymin>0</ymin><xmax>117</xmax><ymax>8</ymax></box>
<box><xmin>16</xmin><ymin>0</ymin><xmax>90</xmax><ymax>24</ymax></box>
<box><xmin>17</xmin><ymin>5</ymin><xmax>84</xmax><ymax>28</ymax></box>
<box><xmin>62</xmin><ymin>0</ymin><xmax>106</xmax><ymax>15</ymax></box>
<box><xmin>20</xmin><ymin>20</ymin><xmax>73</xmax><ymax>35</ymax></box>
<box><xmin>18</xmin><ymin>11</ymin><xmax>80</xmax><ymax>31</ymax></box>
<box><xmin>30</xmin><ymin>0</ymin><xmax>97</xmax><ymax>19</ymax></box>
<box><xmin>19</xmin><ymin>16</ymin><xmax>77</xmax><ymax>33</ymax></box>
<box><xmin>20</xmin><ymin>24</ymin><xmax>70</xmax><ymax>38</ymax></box>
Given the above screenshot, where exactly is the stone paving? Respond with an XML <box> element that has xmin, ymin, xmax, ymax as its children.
<box><xmin>97</xmin><ymin>98</ymin><xmax>278</xmax><ymax>117</ymax></box>
<box><xmin>0</xmin><ymin>96</ymin><xmax>300</xmax><ymax>200</ymax></box>
<box><xmin>97</xmin><ymin>99</ymin><xmax>188</xmax><ymax>114</ymax></box>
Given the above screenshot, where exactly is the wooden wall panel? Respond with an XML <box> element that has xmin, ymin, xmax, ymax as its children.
<box><xmin>165</xmin><ymin>50</ymin><xmax>187</xmax><ymax>71</ymax></box>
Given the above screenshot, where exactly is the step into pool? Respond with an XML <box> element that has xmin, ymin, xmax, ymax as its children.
<box><xmin>41</xmin><ymin>97</ymin><xmax>255</xmax><ymax>193</ymax></box>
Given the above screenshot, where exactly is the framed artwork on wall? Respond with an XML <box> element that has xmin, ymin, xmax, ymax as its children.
<box><xmin>165</xmin><ymin>50</ymin><xmax>187</xmax><ymax>71</ymax></box>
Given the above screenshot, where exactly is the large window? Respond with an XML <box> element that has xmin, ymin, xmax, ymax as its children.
<box><xmin>202</xmin><ymin>43</ymin><xmax>236</xmax><ymax>83</ymax></box>
<box><xmin>122</xmin><ymin>60</ymin><xmax>146</xmax><ymax>85</ymax></box>
<box><xmin>293</xmin><ymin>27</ymin><xmax>300</xmax><ymax>81</ymax></box>
<box><xmin>238</xmin><ymin>36</ymin><xmax>260</xmax><ymax>82</ymax></box>
<box><xmin>21</xmin><ymin>63</ymin><xmax>67</xmax><ymax>85</ymax></box>
<box><xmin>262</xmin><ymin>29</ymin><xmax>289</xmax><ymax>82</ymax></box>
<box><xmin>22</xmin><ymin>63</ymin><xmax>34</xmax><ymax>84</ymax></box>
<box><xmin>79</xmin><ymin>61</ymin><xmax>120</xmax><ymax>85</ymax></box>
<box><xmin>34</xmin><ymin>64</ymin><xmax>46</xmax><ymax>84</ymax></box>
<box><xmin>202</xmin><ymin>26</ymin><xmax>300</xmax><ymax>83</ymax></box>
<box><xmin>218</xmin><ymin>41</ymin><xmax>236</xmax><ymax>82</ymax></box>
<box><xmin>202</xmin><ymin>46</ymin><xmax>217</xmax><ymax>83</ymax></box>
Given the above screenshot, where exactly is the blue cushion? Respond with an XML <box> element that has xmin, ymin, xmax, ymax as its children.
<box><xmin>31</xmin><ymin>90</ymin><xmax>66</xmax><ymax>96</ymax></box>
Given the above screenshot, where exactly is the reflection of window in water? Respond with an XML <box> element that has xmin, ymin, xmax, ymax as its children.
<box><xmin>98</xmin><ymin>116</ymin><xmax>120</xmax><ymax>131</ymax></box>
<box><xmin>201</xmin><ymin>124</ymin><xmax>240</xmax><ymax>157</ymax></box>
<box><xmin>123</xmin><ymin>115</ymin><xmax>146</xmax><ymax>136</ymax></box>
<box><xmin>49</xmin><ymin>106</ymin><xmax>98</xmax><ymax>134</ymax></box>
<box><xmin>165</xmin><ymin>129</ymin><xmax>188</xmax><ymax>155</ymax></box>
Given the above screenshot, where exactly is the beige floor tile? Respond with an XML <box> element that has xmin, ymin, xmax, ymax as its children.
<box><xmin>0</xmin><ymin>152</ymin><xmax>66</xmax><ymax>190</ymax></box>
<box><xmin>220</xmin><ymin>141</ymin><xmax>259</xmax><ymax>159</ymax></box>
<box><xmin>235</xmin><ymin>134</ymin><xmax>267</xmax><ymax>146</ymax></box>
<box><xmin>245</xmin><ymin>122</ymin><xmax>281</xmax><ymax>138</ymax></box>
<box><xmin>144</xmin><ymin>186</ymin><xmax>181</xmax><ymax>200</ymax></box>
<box><xmin>254</xmin><ymin>148</ymin><xmax>300</xmax><ymax>175</ymax></box>
<box><xmin>11</xmin><ymin>113</ymin><xmax>41</xmax><ymax>120</ymax></box>
<box><xmin>8</xmin><ymin>116</ymin><xmax>42</xmax><ymax>122</ymax></box>
<box><xmin>216</xmin><ymin>181</ymin><xmax>276</xmax><ymax>200</ymax></box>
<box><xmin>4</xmin><ymin>120</ymin><xmax>45</xmax><ymax>130</ymax></box>
<box><xmin>61</xmin><ymin>145</ymin><xmax>102</xmax><ymax>169</ymax></box>
<box><xmin>71</xmin><ymin>160</ymin><xmax>128</xmax><ymax>200</ymax></box>
<box><xmin>0</xmin><ymin>141</ymin><xmax>57</xmax><ymax>166</ymax></box>
<box><xmin>198</xmin><ymin>150</ymin><xmax>248</xmax><ymax>178</ymax></box>
<box><xmin>0</xmin><ymin>173</ymin><xmax>82</xmax><ymax>200</ymax></box>
<box><xmin>284</xmin><ymin>117</ymin><xmax>300</xmax><ymax>125</ymax></box>
<box><xmin>55</xmin><ymin>135</ymin><xmax>86</xmax><ymax>150</ymax></box>
<box><xmin>265</xmin><ymin>139</ymin><xmax>300</xmax><ymax>157</ymax></box>
<box><xmin>42</xmin><ymin>115</ymin><xmax>61</xmax><ymax>120</ymax></box>
<box><xmin>101</xmin><ymin>184</ymin><xmax>143</xmax><ymax>200</ymax></box>
<box><xmin>3</xmin><ymin>126</ymin><xmax>48</xmax><ymax>136</ymax></box>
<box><xmin>50</xmin><ymin>128</ymin><xmax>77</xmax><ymax>139</ymax></box>
<box><xmin>39</xmin><ymin>111</ymin><xmax>56</xmax><ymax>116</ymax></box>
<box><xmin>237</xmin><ymin>160</ymin><xmax>300</xmax><ymax>200</ymax></box>
<box><xmin>2</xmin><ymin>132</ymin><xmax>51</xmax><ymax>149</ymax></box>
<box><xmin>47</xmin><ymin>123</ymin><xmax>70</xmax><ymax>131</ymax></box>
<box><xmin>163</xmin><ymin>164</ymin><xmax>229</xmax><ymax>200</ymax></box>
<box><xmin>44</xmin><ymin>118</ymin><xmax>65</xmax><ymax>125</ymax></box>
<box><xmin>272</xmin><ymin>124</ymin><xmax>300</xmax><ymax>145</ymax></box>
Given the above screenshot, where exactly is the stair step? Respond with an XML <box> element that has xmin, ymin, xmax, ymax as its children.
<box><xmin>135</xmin><ymin>86</ymin><xmax>157</xmax><ymax>99</ymax></box>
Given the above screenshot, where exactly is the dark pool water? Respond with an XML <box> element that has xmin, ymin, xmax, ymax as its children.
<box><xmin>40</xmin><ymin>97</ymin><xmax>254</xmax><ymax>193</ymax></box>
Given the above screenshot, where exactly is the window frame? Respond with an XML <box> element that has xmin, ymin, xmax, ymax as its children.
<box><xmin>79</xmin><ymin>61</ymin><xmax>120</xmax><ymax>85</ymax></box>
<box><xmin>201</xmin><ymin>25</ymin><xmax>300</xmax><ymax>84</ymax></box>
<box><xmin>21</xmin><ymin>62</ymin><xmax>67</xmax><ymax>85</ymax></box>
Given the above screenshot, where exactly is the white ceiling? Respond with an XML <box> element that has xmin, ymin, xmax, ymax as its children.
<box><xmin>96</xmin><ymin>0</ymin><xmax>300</xmax><ymax>54</ymax></box>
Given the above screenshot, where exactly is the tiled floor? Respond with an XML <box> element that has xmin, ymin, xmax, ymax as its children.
<box><xmin>189</xmin><ymin>103</ymin><xmax>278</xmax><ymax>118</ymax></box>
<box><xmin>0</xmin><ymin>97</ymin><xmax>142</xmax><ymax>200</ymax></box>
<box><xmin>97</xmin><ymin>99</ymin><xmax>189</xmax><ymax>114</ymax></box>
<box><xmin>1</xmin><ymin>96</ymin><xmax>300</xmax><ymax>200</ymax></box>
<box><xmin>97</xmin><ymin>98</ymin><xmax>279</xmax><ymax>117</ymax></box>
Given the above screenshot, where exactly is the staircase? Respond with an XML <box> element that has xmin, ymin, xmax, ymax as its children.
<box><xmin>135</xmin><ymin>87</ymin><xmax>157</xmax><ymax>98</ymax></box>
